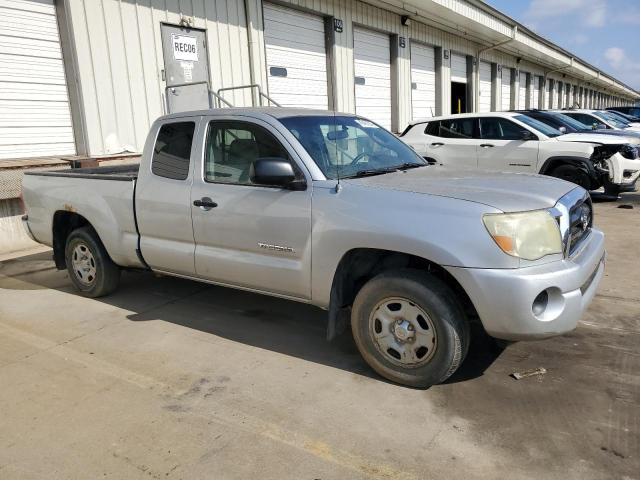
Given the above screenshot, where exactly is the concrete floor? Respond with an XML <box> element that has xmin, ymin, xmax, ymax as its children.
<box><xmin>0</xmin><ymin>194</ymin><xmax>638</xmax><ymax>480</ymax></box>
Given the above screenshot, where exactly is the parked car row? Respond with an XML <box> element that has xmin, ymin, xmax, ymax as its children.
<box><xmin>21</xmin><ymin>107</ymin><xmax>606</xmax><ymax>388</ymax></box>
<box><xmin>400</xmin><ymin>108</ymin><xmax>640</xmax><ymax>195</ymax></box>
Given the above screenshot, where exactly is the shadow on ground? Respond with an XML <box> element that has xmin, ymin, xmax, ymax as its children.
<box><xmin>0</xmin><ymin>251</ymin><xmax>503</xmax><ymax>386</ymax></box>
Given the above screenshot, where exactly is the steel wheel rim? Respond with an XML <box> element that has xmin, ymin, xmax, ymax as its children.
<box><xmin>368</xmin><ymin>297</ymin><xmax>437</xmax><ymax>368</ymax></box>
<box><xmin>71</xmin><ymin>243</ymin><xmax>97</xmax><ymax>286</ymax></box>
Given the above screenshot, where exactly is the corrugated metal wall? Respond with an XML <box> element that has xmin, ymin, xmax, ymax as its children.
<box><xmin>62</xmin><ymin>0</ymin><xmax>633</xmax><ymax>155</ymax></box>
<box><xmin>64</xmin><ymin>0</ymin><xmax>253</xmax><ymax>156</ymax></box>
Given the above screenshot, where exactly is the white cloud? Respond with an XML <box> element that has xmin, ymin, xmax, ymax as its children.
<box><xmin>603</xmin><ymin>48</ymin><xmax>640</xmax><ymax>90</ymax></box>
<box><xmin>605</xmin><ymin>47</ymin><xmax>626</xmax><ymax>69</ymax></box>
<box><xmin>570</xmin><ymin>33</ymin><xmax>588</xmax><ymax>45</ymax></box>
<box><xmin>524</xmin><ymin>0</ymin><xmax>606</xmax><ymax>27</ymax></box>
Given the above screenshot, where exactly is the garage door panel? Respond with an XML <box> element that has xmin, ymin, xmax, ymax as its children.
<box><xmin>532</xmin><ymin>76</ymin><xmax>540</xmax><ymax>109</ymax></box>
<box><xmin>266</xmin><ymin>51</ymin><xmax>327</xmax><ymax>75</ymax></box>
<box><xmin>451</xmin><ymin>53</ymin><xmax>467</xmax><ymax>83</ymax></box>
<box><xmin>478</xmin><ymin>61</ymin><xmax>491</xmax><ymax>113</ymax></box>
<box><xmin>501</xmin><ymin>67</ymin><xmax>511</xmax><ymax>110</ymax></box>
<box><xmin>264</xmin><ymin>3</ymin><xmax>328</xmax><ymax>109</ymax></box>
<box><xmin>1</xmin><ymin>0</ymin><xmax>55</xmax><ymax>14</ymax></box>
<box><xmin>0</xmin><ymin>7</ymin><xmax>60</xmax><ymax>42</ymax></box>
<box><xmin>411</xmin><ymin>42</ymin><xmax>436</xmax><ymax>119</ymax></box>
<box><xmin>354</xmin><ymin>27</ymin><xmax>391</xmax><ymax>129</ymax></box>
<box><xmin>518</xmin><ymin>71</ymin><xmax>527</xmax><ymax>109</ymax></box>
<box><xmin>0</xmin><ymin>0</ymin><xmax>74</xmax><ymax>159</ymax></box>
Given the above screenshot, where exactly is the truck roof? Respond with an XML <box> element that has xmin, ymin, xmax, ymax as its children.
<box><xmin>159</xmin><ymin>107</ymin><xmax>354</xmax><ymax>121</ymax></box>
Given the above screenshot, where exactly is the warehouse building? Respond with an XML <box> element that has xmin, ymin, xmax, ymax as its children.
<box><xmin>1</xmin><ymin>0</ymin><xmax>639</xmax><ymax>162</ymax></box>
<box><xmin>1</xmin><ymin>0</ymin><xmax>640</xmax><ymax>162</ymax></box>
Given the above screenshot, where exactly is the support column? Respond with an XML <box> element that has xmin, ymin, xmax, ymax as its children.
<box><xmin>435</xmin><ymin>47</ymin><xmax>450</xmax><ymax>116</ymax></box>
<box><xmin>466</xmin><ymin>55</ymin><xmax>476</xmax><ymax>112</ymax></box>
<box><xmin>491</xmin><ymin>63</ymin><xmax>500</xmax><ymax>111</ymax></box>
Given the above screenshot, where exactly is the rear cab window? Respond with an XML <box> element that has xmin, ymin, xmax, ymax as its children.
<box><xmin>151</xmin><ymin>121</ymin><xmax>195</xmax><ymax>180</ymax></box>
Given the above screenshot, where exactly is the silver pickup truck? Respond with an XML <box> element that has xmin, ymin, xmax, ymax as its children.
<box><xmin>21</xmin><ymin>108</ymin><xmax>606</xmax><ymax>388</ymax></box>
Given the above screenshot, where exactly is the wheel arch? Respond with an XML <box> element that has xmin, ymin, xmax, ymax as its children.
<box><xmin>539</xmin><ymin>156</ymin><xmax>601</xmax><ymax>189</ymax></box>
<box><xmin>52</xmin><ymin>211</ymin><xmax>95</xmax><ymax>269</ymax></box>
<box><xmin>326</xmin><ymin>248</ymin><xmax>478</xmax><ymax>340</ymax></box>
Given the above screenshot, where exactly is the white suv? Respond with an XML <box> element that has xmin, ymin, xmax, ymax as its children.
<box><xmin>400</xmin><ymin>112</ymin><xmax>640</xmax><ymax>193</ymax></box>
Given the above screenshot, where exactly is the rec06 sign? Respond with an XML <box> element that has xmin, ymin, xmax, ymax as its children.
<box><xmin>171</xmin><ymin>34</ymin><xmax>198</xmax><ymax>61</ymax></box>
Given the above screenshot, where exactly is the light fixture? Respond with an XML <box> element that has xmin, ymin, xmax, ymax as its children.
<box><xmin>401</xmin><ymin>15</ymin><xmax>410</xmax><ymax>27</ymax></box>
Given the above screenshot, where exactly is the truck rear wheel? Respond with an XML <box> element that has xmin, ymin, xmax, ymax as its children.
<box><xmin>351</xmin><ymin>269</ymin><xmax>469</xmax><ymax>388</ymax></box>
<box><xmin>65</xmin><ymin>226</ymin><xmax>120</xmax><ymax>297</ymax></box>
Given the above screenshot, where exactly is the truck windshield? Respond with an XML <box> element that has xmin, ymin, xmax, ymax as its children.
<box><xmin>279</xmin><ymin>115</ymin><xmax>426</xmax><ymax>179</ymax></box>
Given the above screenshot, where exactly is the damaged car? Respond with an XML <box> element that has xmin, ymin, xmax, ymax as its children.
<box><xmin>400</xmin><ymin>112</ymin><xmax>640</xmax><ymax>194</ymax></box>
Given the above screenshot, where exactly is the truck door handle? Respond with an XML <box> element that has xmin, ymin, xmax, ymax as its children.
<box><xmin>431</xmin><ymin>142</ymin><xmax>444</xmax><ymax>147</ymax></box>
<box><xmin>193</xmin><ymin>197</ymin><xmax>217</xmax><ymax>210</ymax></box>
<box><xmin>480</xmin><ymin>143</ymin><xmax>494</xmax><ymax>148</ymax></box>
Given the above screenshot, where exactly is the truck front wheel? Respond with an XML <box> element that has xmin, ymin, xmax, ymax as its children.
<box><xmin>351</xmin><ymin>269</ymin><xmax>469</xmax><ymax>388</ymax></box>
<box><xmin>65</xmin><ymin>226</ymin><xmax>120</xmax><ymax>297</ymax></box>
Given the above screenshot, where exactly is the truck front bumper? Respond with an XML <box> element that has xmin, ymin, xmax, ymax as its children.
<box><xmin>446</xmin><ymin>229</ymin><xmax>606</xmax><ymax>341</ymax></box>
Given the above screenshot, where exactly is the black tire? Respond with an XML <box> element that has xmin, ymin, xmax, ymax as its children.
<box><xmin>548</xmin><ymin>164</ymin><xmax>593</xmax><ymax>190</ymax></box>
<box><xmin>65</xmin><ymin>226</ymin><xmax>120</xmax><ymax>297</ymax></box>
<box><xmin>603</xmin><ymin>181</ymin><xmax>621</xmax><ymax>197</ymax></box>
<box><xmin>351</xmin><ymin>269</ymin><xmax>470</xmax><ymax>388</ymax></box>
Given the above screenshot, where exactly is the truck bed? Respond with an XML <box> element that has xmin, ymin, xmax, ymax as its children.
<box><xmin>22</xmin><ymin>163</ymin><xmax>142</xmax><ymax>269</ymax></box>
<box><xmin>24</xmin><ymin>163</ymin><xmax>139</xmax><ymax>181</ymax></box>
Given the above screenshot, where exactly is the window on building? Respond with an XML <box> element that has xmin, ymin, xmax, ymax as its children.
<box><xmin>151</xmin><ymin>122</ymin><xmax>195</xmax><ymax>180</ymax></box>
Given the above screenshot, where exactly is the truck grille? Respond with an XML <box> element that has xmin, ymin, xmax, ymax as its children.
<box><xmin>567</xmin><ymin>196</ymin><xmax>592</xmax><ymax>256</ymax></box>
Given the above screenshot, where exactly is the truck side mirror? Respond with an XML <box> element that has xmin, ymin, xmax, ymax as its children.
<box><xmin>520</xmin><ymin>130</ymin><xmax>538</xmax><ymax>141</ymax></box>
<box><xmin>250</xmin><ymin>158</ymin><xmax>306</xmax><ymax>190</ymax></box>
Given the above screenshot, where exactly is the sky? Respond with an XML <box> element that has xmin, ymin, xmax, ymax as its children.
<box><xmin>485</xmin><ymin>0</ymin><xmax>640</xmax><ymax>91</ymax></box>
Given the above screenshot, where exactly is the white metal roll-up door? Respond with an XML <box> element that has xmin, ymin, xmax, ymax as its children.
<box><xmin>552</xmin><ymin>83</ymin><xmax>559</xmax><ymax>109</ymax></box>
<box><xmin>532</xmin><ymin>76</ymin><xmax>540</xmax><ymax>109</ymax></box>
<box><xmin>354</xmin><ymin>27</ymin><xmax>391</xmax><ymax>130</ymax></box>
<box><xmin>478</xmin><ymin>61</ymin><xmax>491</xmax><ymax>113</ymax></box>
<box><xmin>518</xmin><ymin>71</ymin><xmax>527</xmax><ymax>109</ymax></box>
<box><xmin>0</xmin><ymin>0</ymin><xmax>75</xmax><ymax>159</ymax></box>
<box><xmin>410</xmin><ymin>42</ymin><xmax>436</xmax><ymax>120</ymax></box>
<box><xmin>501</xmin><ymin>67</ymin><xmax>511</xmax><ymax>110</ymax></box>
<box><xmin>263</xmin><ymin>3</ymin><xmax>328</xmax><ymax>109</ymax></box>
<box><xmin>451</xmin><ymin>53</ymin><xmax>467</xmax><ymax>83</ymax></box>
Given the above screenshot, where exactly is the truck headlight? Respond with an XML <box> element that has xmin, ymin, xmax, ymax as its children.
<box><xmin>483</xmin><ymin>210</ymin><xmax>562</xmax><ymax>260</ymax></box>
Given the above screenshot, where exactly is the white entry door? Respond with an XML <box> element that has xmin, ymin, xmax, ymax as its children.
<box><xmin>353</xmin><ymin>28</ymin><xmax>392</xmax><ymax>129</ymax></box>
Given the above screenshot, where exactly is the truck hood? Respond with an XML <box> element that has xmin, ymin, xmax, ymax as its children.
<box><xmin>559</xmin><ymin>132</ymin><xmax>639</xmax><ymax>145</ymax></box>
<box><xmin>345</xmin><ymin>167</ymin><xmax>577</xmax><ymax>212</ymax></box>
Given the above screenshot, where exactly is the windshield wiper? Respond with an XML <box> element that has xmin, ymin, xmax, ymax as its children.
<box><xmin>395</xmin><ymin>162</ymin><xmax>427</xmax><ymax>170</ymax></box>
<box><xmin>352</xmin><ymin>167</ymin><xmax>399</xmax><ymax>178</ymax></box>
